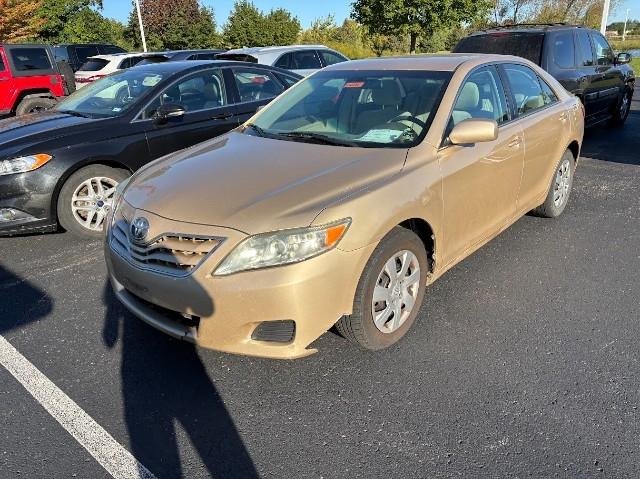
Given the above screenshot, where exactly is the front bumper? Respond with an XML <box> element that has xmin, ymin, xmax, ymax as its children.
<box><xmin>105</xmin><ymin>205</ymin><xmax>376</xmax><ymax>359</ymax></box>
<box><xmin>0</xmin><ymin>170</ymin><xmax>57</xmax><ymax>236</ymax></box>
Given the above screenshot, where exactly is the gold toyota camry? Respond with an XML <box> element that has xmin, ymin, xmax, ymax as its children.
<box><xmin>105</xmin><ymin>54</ymin><xmax>584</xmax><ymax>359</ymax></box>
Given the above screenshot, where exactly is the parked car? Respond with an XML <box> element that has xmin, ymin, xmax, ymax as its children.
<box><xmin>0</xmin><ymin>61</ymin><xmax>301</xmax><ymax>238</ymax></box>
<box><xmin>135</xmin><ymin>49</ymin><xmax>226</xmax><ymax>65</ymax></box>
<box><xmin>75</xmin><ymin>53</ymin><xmax>166</xmax><ymax>88</ymax></box>
<box><xmin>104</xmin><ymin>54</ymin><xmax>584</xmax><ymax>359</ymax></box>
<box><xmin>453</xmin><ymin>24</ymin><xmax>635</xmax><ymax>127</ymax></box>
<box><xmin>53</xmin><ymin>43</ymin><xmax>127</xmax><ymax>72</ymax></box>
<box><xmin>0</xmin><ymin>44</ymin><xmax>66</xmax><ymax>116</ymax></box>
<box><xmin>216</xmin><ymin>45</ymin><xmax>349</xmax><ymax>76</ymax></box>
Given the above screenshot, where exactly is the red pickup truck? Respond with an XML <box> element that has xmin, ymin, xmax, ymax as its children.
<box><xmin>0</xmin><ymin>44</ymin><xmax>66</xmax><ymax>116</ymax></box>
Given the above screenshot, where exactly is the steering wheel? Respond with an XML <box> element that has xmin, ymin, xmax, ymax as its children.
<box><xmin>389</xmin><ymin>114</ymin><xmax>428</xmax><ymax>129</ymax></box>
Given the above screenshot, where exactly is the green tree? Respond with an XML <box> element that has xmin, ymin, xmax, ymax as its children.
<box><xmin>37</xmin><ymin>0</ymin><xmax>102</xmax><ymax>42</ymax></box>
<box><xmin>264</xmin><ymin>8</ymin><xmax>301</xmax><ymax>45</ymax></box>
<box><xmin>58</xmin><ymin>8</ymin><xmax>131</xmax><ymax>48</ymax></box>
<box><xmin>352</xmin><ymin>0</ymin><xmax>491</xmax><ymax>54</ymax></box>
<box><xmin>222</xmin><ymin>0</ymin><xmax>266</xmax><ymax>47</ymax></box>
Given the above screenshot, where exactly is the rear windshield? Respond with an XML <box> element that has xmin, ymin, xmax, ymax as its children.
<box><xmin>10</xmin><ymin>48</ymin><xmax>53</xmax><ymax>71</ymax></box>
<box><xmin>78</xmin><ymin>59</ymin><xmax>110</xmax><ymax>72</ymax></box>
<box><xmin>454</xmin><ymin>32</ymin><xmax>545</xmax><ymax>64</ymax></box>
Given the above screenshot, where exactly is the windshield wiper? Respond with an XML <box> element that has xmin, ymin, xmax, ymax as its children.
<box><xmin>244</xmin><ymin>123</ymin><xmax>266</xmax><ymax>137</ymax></box>
<box><xmin>281</xmin><ymin>132</ymin><xmax>356</xmax><ymax>147</ymax></box>
<box><xmin>57</xmin><ymin>110</ymin><xmax>91</xmax><ymax>118</ymax></box>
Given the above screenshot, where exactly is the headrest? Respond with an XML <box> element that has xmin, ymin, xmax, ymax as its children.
<box><xmin>203</xmin><ymin>82</ymin><xmax>220</xmax><ymax>101</ymax></box>
<box><xmin>372</xmin><ymin>80</ymin><xmax>402</xmax><ymax>106</ymax></box>
<box><xmin>456</xmin><ymin>82</ymin><xmax>480</xmax><ymax>110</ymax></box>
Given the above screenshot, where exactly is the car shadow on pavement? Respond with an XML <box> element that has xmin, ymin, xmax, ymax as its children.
<box><xmin>0</xmin><ymin>264</ymin><xmax>53</xmax><ymax>333</ymax></box>
<box><xmin>102</xmin><ymin>282</ymin><xmax>258</xmax><ymax>479</ymax></box>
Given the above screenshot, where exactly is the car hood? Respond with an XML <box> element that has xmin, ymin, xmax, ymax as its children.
<box><xmin>0</xmin><ymin>111</ymin><xmax>98</xmax><ymax>157</ymax></box>
<box><xmin>124</xmin><ymin>131</ymin><xmax>408</xmax><ymax>234</ymax></box>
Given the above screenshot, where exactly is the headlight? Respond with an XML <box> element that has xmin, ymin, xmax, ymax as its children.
<box><xmin>214</xmin><ymin>218</ymin><xmax>351</xmax><ymax>276</ymax></box>
<box><xmin>0</xmin><ymin>154</ymin><xmax>52</xmax><ymax>176</ymax></box>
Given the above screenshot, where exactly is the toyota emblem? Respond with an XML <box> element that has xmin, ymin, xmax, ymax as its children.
<box><xmin>130</xmin><ymin>217</ymin><xmax>149</xmax><ymax>243</ymax></box>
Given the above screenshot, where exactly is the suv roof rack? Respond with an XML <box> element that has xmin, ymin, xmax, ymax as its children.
<box><xmin>477</xmin><ymin>22</ymin><xmax>584</xmax><ymax>32</ymax></box>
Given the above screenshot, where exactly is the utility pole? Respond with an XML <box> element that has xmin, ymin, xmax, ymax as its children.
<box><xmin>134</xmin><ymin>0</ymin><xmax>148</xmax><ymax>52</ymax></box>
<box><xmin>622</xmin><ymin>8</ymin><xmax>630</xmax><ymax>42</ymax></box>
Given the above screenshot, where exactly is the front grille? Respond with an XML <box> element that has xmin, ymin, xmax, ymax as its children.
<box><xmin>110</xmin><ymin>217</ymin><xmax>223</xmax><ymax>276</ymax></box>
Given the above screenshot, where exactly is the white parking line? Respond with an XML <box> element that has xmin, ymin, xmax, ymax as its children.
<box><xmin>0</xmin><ymin>335</ymin><xmax>157</xmax><ymax>479</ymax></box>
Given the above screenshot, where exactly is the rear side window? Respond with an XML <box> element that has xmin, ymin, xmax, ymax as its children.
<box><xmin>274</xmin><ymin>52</ymin><xmax>293</xmax><ymax>69</ymax></box>
<box><xmin>75</xmin><ymin>46</ymin><xmax>100</xmax><ymax>64</ymax></box>
<box><xmin>576</xmin><ymin>31</ymin><xmax>594</xmax><ymax>66</ymax></box>
<box><xmin>53</xmin><ymin>46</ymin><xmax>69</xmax><ymax>61</ymax></box>
<box><xmin>232</xmin><ymin>69</ymin><xmax>284</xmax><ymax>103</ymax></box>
<box><xmin>539</xmin><ymin>77</ymin><xmax>558</xmax><ymax>105</ymax></box>
<box><xmin>454</xmin><ymin>33</ymin><xmax>545</xmax><ymax>64</ymax></box>
<box><xmin>79</xmin><ymin>59</ymin><xmax>109</xmax><ymax>72</ymax></box>
<box><xmin>552</xmin><ymin>32</ymin><xmax>575</xmax><ymax>68</ymax></box>
<box><xmin>0</xmin><ymin>54</ymin><xmax>5</xmax><ymax>72</ymax></box>
<box><xmin>503</xmin><ymin>64</ymin><xmax>548</xmax><ymax>116</ymax></box>
<box><xmin>292</xmin><ymin>51</ymin><xmax>322</xmax><ymax>69</ymax></box>
<box><xmin>10</xmin><ymin>48</ymin><xmax>52</xmax><ymax>71</ymax></box>
<box><xmin>319</xmin><ymin>50</ymin><xmax>347</xmax><ymax>66</ymax></box>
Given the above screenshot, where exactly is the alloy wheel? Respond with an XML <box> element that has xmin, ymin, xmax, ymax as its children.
<box><xmin>553</xmin><ymin>158</ymin><xmax>571</xmax><ymax>208</ymax></box>
<box><xmin>371</xmin><ymin>250</ymin><xmax>421</xmax><ymax>334</ymax></box>
<box><xmin>70</xmin><ymin>176</ymin><xmax>118</xmax><ymax>231</ymax></box>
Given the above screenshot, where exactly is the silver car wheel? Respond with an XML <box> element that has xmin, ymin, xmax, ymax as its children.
<box><xmin>71</xmin><ymin>176</ymin><xmax>118</xmax><ymax>231</ymax></box>
<box><xmin>372</xmin><ymin>250</ymin><xmax>421</xmax><ymax>334</ymax></box>
<box><xmin>553</xmin><ymin>158</ymin><xmax>571</xmax><ymax>208</ymax></box>
<box><xmin>620</xmin><ymin>92</ymin><xmax>631</xmax><ymax>118</ymax></box>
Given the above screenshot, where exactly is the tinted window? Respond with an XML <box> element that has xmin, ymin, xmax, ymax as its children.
<box><xmin>0</xmin><ymin>55</ymin><xmax>5</xmax><ymax>72</ymax></box>
<box><xmin>232</xmin><ymin>69</ymin><xmax>284</xmax><ymax>102</ymax></box>
<box><xmin>79</xmin><ymin>59</ymin><xmax>109</xmax><ymax>72</ymax></box>
<box><xmin>454</xmin><ymin>33</ymin><xmax>545</xmax><ymax>64</ymax></box>
<box><xmin>148</xmin><ymin>69</ymin><xmax>227</xmax><ymax>115</ymax></box>
<box><xmin>10</xmin><ymin>48</ymin><xmax>52</xmax><ymax>71</ymax></box>
<box><xmin>553</xmin><ymin>32</ymin><xmax>575</xmax><ymax>68</ymax></box>
<box><xmin>576</xmin><ymin>31</ymin><xmax>594</xmax><ymax>66</ymax></box>
<box><xmin>503</xmin><ymin>64</ymin><xmax>547</xmax><ymax>115</ymax></box>
<box><xmin>451</xmin><ymin>67</ymin><xmax>508</xmax><ymax>126</ymax></box>
<box><xmin>53</xmin><ymin>46</ymin><xmax>69</xmax><ymax>61</ymax></box>
<box><xmin>75</xmin><ymin>46</ymin><xmax>100</xmax><ymax>64</ymax></box>
<box><xmin>591</xmin><ymin>33</ymin><xmax>613</xmax><ymax>66</ymax></box>
<box><xmin>292</xmin><ymin>51</ymin><xmax>322</xmax><ymax>70</ymax></box>
<box><xmin>320</xmin><ymin>50</ymin><xmax>347</xmax><ymax>66</ymax></box>
<box><xmin>118</xmin><ymin>58</ymin><xmax>131</xmax><ymax>70</ymax></box>
<box><xmin>197</xmin><ymin>53</ymin><xmax>218</xmax><ymax>60</ymax></box>
<box><xmin>274</xmin><ymin>52</ymin><xmax>293</xmax><ymax>69</ymax></box>
<box><xmin>539</xmin><ymin>77</ymin><xmax>558</xmax><ymax>105</ymax></box>
<box><xmin>102</xmin><ymin>45</ymin><xmax>126</xmax><ymax>55</ymax></box>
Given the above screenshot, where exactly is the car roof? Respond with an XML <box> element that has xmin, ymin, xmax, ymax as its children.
<box><xmin>469</xmin><ymin>23</ymin><xmax>587</xmax><ymax>35</ymax></box>
<box><xmin>224</xmin><ymin>45</ymin><xmax>329</xmax><ymax>56</ymax></box>
<box><xmin>128</xmin><ymin>60</ymin><xmax>304</xmax><ymax>77</ymax></box>
<box><xmin>325</xmin><ymin>53</ymin><xmax>519</xmax><ymax>72</ymax></box>
<box><xmin>86</xmin><ymin>52</ymin><xmax>161</xmax><ymax>61</ymax></box>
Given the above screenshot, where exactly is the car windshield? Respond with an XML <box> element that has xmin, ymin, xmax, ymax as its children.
<box><xmin>54</xmin><ymin>69</ymin><xmax>167</xmax><ymax>118</ymax></box>
<box><xmin>249</xmin><ymin>70</ymin><xmax>451</xmax><ymax>148</ymax></box>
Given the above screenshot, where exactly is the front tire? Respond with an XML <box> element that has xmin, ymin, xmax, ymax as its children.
<box><xmin>335</xmin><ymin>227</ymin><xmax>428</xmax><ymax>350</ymax></box>
<box><xmin>609</xmin><ymin>86</ymin><xmax>633</xmax><ymax>127</ymax></box>
<box><xmin>57</xmin><ymin>165</ymin><xmax>130</xmax><ymax>239</ymax></box>
<box><xmin>531</xmin><ymin>149</ymin><xmax>575</xmax><ymax>218</ymax></box>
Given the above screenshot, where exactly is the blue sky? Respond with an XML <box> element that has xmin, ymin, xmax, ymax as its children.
<box><xmin>102</xmin><ymin>0</ymin><xmax>638</xmax><ymax>26</ymax></box>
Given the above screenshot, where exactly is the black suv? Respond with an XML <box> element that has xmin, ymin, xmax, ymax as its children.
<box><xmin>454</xmin><ymin>24</ymin><xmax>635</xmax><ymax>127</ymax></box>
<box><xmin>53</xmin><ymin>43</ymin><xmax>127</xmax><ymax>71</ymax></box>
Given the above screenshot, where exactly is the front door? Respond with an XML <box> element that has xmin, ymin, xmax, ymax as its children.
<box><xmin>0</xmin><ymin>50</ymin><xmax>12</xmax><ymax>113</ymax></box>
<box><xmin>143</xmin><ymin>68</ymin><xmax>239</xmax><ymax>158</ymax></box>
<box><xmin>438</xmin><ymin>65</ymin><xmax>524</xmax><ymax>265</ymax></box>
<box><xmin>590</xmin><ymin>32</ymin><xmax>623</xmax><ymax>115</ymax></box>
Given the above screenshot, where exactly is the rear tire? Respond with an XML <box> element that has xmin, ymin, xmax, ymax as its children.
<box><xmin>335</xmin><ymin>227</ymin><xmax>428</xmax><ymax>350</ymax></box>
<box><xmin>57</xmin><ymin>165</ymin><xmax>130</xmax><ymax>239</ymax></box>
<box><xmin>15</xmin><ymin>97</ymin><xmax>56</xmax><ymax>115</ymax></box>
<box><xmin>531</xmin><ymin>149</ymin><xmax>575</xmax><ymax>218</ymax></box>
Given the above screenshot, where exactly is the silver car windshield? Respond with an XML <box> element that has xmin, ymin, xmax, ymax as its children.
<box><xmin>55</xmin><ymin>69</ymin><xmax>167</xmax><ymax>118</ymax></box>
<box><xmin>250</xmin><ymin>70</ymin><xmax>451</xmax><ymax>148</ymax></box>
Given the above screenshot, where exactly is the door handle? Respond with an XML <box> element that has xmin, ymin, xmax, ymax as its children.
<box><xmin>508</xmin><ymin>136</ymin><xmax>521</xmax><ymax>148</ymax></box>
<box><xmin>211</xmin><ymin>113</ymin><xmax>233</xmax><ymax>120</ymax></box>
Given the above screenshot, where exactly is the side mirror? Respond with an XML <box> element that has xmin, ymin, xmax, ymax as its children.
<box><xmin>154</xmin><ymin>104</ymin><xmax>185</xmax><ymax>123</ymax></box>
<box><xmin>449</xmin><ymin>118</ymin><xmax>498</xmax><ymax>145</ymax></box>
<box><xmin>616</xmin><ymin>52</ymin><xmax>632</xmax><ymax>65</ymax></box>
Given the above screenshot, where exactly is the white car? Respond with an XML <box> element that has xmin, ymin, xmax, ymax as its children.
<box><xmin>217</xmin><ymin>45</ymin><xmax>349</xmax><ymax>76</ymax></box>
<box><xmin>75</xmin><ymin>53</ymin><xmax>161</xmax><ymax>88</ymax></box>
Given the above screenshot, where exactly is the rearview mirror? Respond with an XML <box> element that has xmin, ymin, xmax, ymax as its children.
<box><xmin>449</xmin><ymin>119</ymin><xmax>498</xmax><ymax>145</ymax></box>
<box><xmin>154</xmin><ymin>104</ymin><xmax>185</xmax><ymax>123</ymax></box>
<box><xmin>616</xmin><ymin>52</ymin><xmax>632</xmax><ymax>65</ymax></box>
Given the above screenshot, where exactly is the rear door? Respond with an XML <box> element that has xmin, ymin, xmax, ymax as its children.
<box><xmin>142</xmin><ymin>67</ymin><xmax>239</xmax><ymax>157</ymax></box>
<box><xmin>589</xmin><ymin>31</ymin><xmax>624</xmax><ymax>115</ymax></box>
<box><xmin>574</xmin><ymin>29</ymin><xmax>599</xmax><ymax>117</ymax></box>
<box><xmin>0</xmin><ymin>49</ymin><xmax>12</xmax><ymax>113</ymax></box>
<box><xmin>229</xmin><ymin>67</ymin><xmax>286</xmax><ymax>123</ymax></box>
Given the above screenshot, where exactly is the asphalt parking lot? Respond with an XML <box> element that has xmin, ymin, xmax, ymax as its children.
<box><xmin>1</xmin><ymin>89</ymin><xmax>639</xmax><ymax>479</ymax></box>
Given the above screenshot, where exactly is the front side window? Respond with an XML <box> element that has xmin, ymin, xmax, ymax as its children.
<box><xmin>591</xmin><ymin>33</ymin><xmax>613</xmax><ymax>66</ymax></box>
<box><xmin>232</xmin><ymin>69</ymin><xmax>284</xmax><ymax>103</ymax></box>
<box><xmin>10</xmin><ymin>48</ymin><xmax>52</xmax><ymax>71</ymax></box>
<box><xmin>451</xmin><ymin>66</ymin><xmax>508</xmax><ymax>126</ymax></box>
<box><xmin>55</xmin><ymin>69</ymin><xmax>167</xmax><ymax>118</ymax></box>
<box><xmin>553</xmin><ymin>32</ymin><xmax>575</xmax><ymax>69</ymax></box>
<box><xmin>576</xmin><ymin>31</ymin><xmax>594</xmax><ymax>66</ymax></box>
<box><xmin>145</xmin><ymin>69</ymin><xmax>227</xmax><ymax>116</ymax></box>
<box><xmin>503</xmin><ymin>64</ymin><xmax>547</xmax><ymax>116</ymax></box>
<box><xmin>249</xmin><ymin>70</ymin><xmax>451</xmax><ymax>148</ymax></box>
<box><xmin>320</xmin><ymin>50</ymin><xmax>348</xmax><ymax>66</ymax></box>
